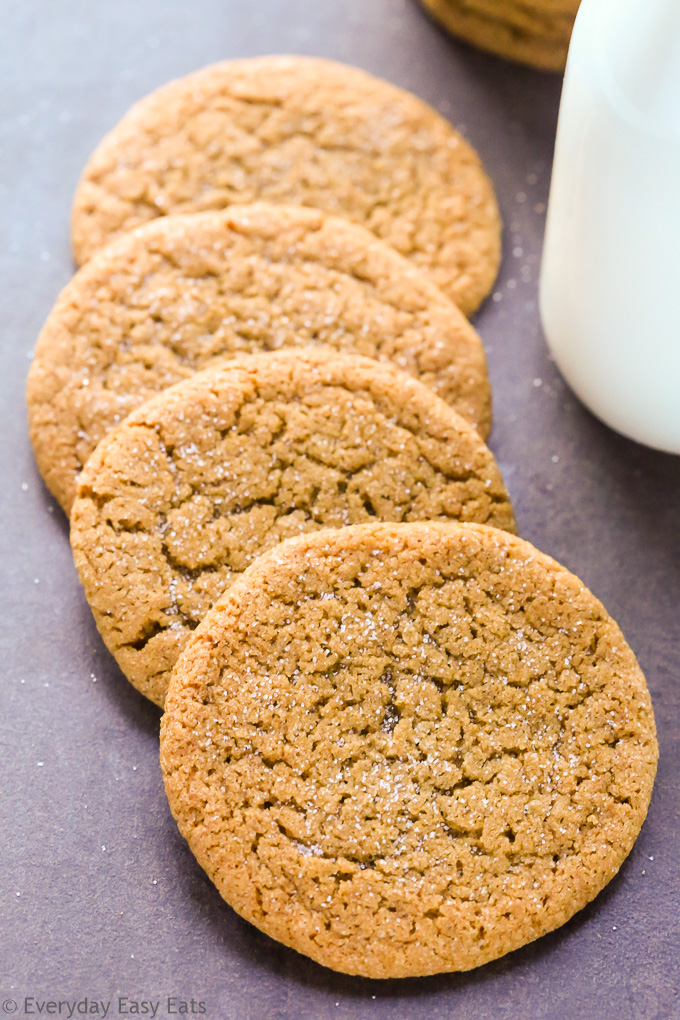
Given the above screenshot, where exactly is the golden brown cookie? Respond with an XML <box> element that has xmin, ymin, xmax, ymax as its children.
<box><xmin>421</xmin><ymin>0</ymin><xmax>580</xmax><ymax>72</ymax></box>
<box><xmin>28</xmin><ymin>202</ymin><xmax>492</xmax><ymax>514</ymax></box>
<box><xmin>70</xmin><ymin>349</ymin><xmax>514</xmax><ymax>707</ymax></box>
<box><xmin>160</xmin><ymin>521</ymin><xmax>657</xmax><ymax>978</ymax></box>
<box><xmin>70</xmin><ymin>56</ymin><xmax>501</xmax><ymax>314</ymax></box>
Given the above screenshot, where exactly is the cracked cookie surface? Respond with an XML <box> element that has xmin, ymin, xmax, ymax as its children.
<box><xmin>28</xmin><ymin>202</ymin><xmax>491</xmax><ymax>513</ymax></box>
<box><xmin>160</xmin><ymin>521</ymin><xmax>657</xmax><ymax>977</ymax></box>
<box><xmin>70</xmin><ymin>56</ymin><xmax>501</xmax><ymax>314</ymax></box>
<box><xmin>70</xmin><ymin>349</ymin><xmax>514</xmax><ymax>706</ymax></box>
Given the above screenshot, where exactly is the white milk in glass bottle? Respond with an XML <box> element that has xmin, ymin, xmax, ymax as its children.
<box><xmin>539</xmin><ymin>0</ymin><xmax>680</xmax><ymax>453</ymax></box>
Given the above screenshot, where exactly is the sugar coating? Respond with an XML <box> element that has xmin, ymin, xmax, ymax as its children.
<box><xmin>421</xmin><ymin>0</ymin><xmax>580</xmax><ymax>72</ymax></box>
<box><xmin>28</xmin><ymin>203</ymin><xmax>491</xmax><ymax>513</ymax></box>
<box><xmin>161</xmin><ymin>521</ymin><xmax>657</xmax><ymax>978</ymax></box>
<box><xmin>69</xmin><ymin>349</ymin><xmax>515</xmax><ymax>707</ymax></box>
<box><xmin>70</xmin><ymin>56</ymin><xmax>501</xmax><ymax>313</ymax></box>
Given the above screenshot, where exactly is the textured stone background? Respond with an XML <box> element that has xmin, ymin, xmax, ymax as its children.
<box><xmin>1</xmin><ymin>2</ymin><xmax>678</xmax><ymax>1017</ymax></box>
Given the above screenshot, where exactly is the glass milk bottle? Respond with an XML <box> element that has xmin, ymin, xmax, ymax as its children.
<box><xmin>539</xmin><ymin>0</ymin><xmax>680</xmax><ymax>454</ymax></box>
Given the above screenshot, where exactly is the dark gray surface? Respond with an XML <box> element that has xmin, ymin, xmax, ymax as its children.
<box><xmin>1</xmin><ymin>2</ymin><xmax>678</xmax><ymax>1018</ymax></box>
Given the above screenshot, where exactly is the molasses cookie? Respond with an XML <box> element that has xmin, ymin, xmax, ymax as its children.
<box><xmin>161</xmin><ymin>521</ymin><xmax>657</xmax><ymax>977</ymax></box>
<box><xmin>28</xmin><ymin>203</ymin><xmax>491</xmax><ymax>513</ymax></box>
<box><xmin>421</xmin><ymin>0</ymin><xmax>580</xmax><ymax>72</ymax></box>
<box><xmin>70</xmin><ymin>349</ymin><xmax>514</xmax><ymax>706</ymax></box>
<box><xmin>71</xmin><ymin>56</ymin><xmax>501</xmax><ymax>314</ymax></box>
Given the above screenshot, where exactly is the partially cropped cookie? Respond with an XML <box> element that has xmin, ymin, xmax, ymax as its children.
<box><xmin>161</xmin><ymin>521</ymin><xmax>657</xmax><ymax>978</ymax></box>
<box><xmin>71</xmin><ymin>56</ymin><xmax>501</xmax><ymax>314</ymax></box>
<box><xmin>421</xmin><ymin>0</ymin><xmax>580</xmax><ymax>72</ymax></box>
<box><xmin>70</xmin><ymin>349</ymin><xmax>514</xmax><ymax>706</ymax></box>
<box><xmin>28</xmin><ymin>203</ymin><xmax>492</xmax><ymax>513</ymax></box>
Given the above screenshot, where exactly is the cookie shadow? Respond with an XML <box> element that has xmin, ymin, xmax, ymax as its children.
<box><xmin>32</xmin><ymin>461</ymin><xmax>164</xmax><ymax>737</ymax></box>
<box><xmin>184</xmin><ymin>851</ymin><xmax>633</xmax><ymax>1003</ymax></box>
<box><xmin>66</xmin><ymin>545</ymin><xmax>163</xmax><ymax>739</ymax></box>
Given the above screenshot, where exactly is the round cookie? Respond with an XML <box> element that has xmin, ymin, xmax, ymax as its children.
<box><xmin>160</xmin><ymin>521</ymin><xmax>658</xmax><ymax>978</ymax></box>
<box><xmin>69</xmin><ymin>349</ymin><xmax>515</xmax><ymax>707</ymax></box>
<box><xmin>28</xmin><ymin>202</ymin><xmax>492</xmax><ymax>514</ymax></box>
<box><xmin>70</xmin><ymin>56</ymin><xmax>501</xmax><ymax>314</ymax></box>
<box><xmin>421</xmin><ymin>0</ymin><xmax>580</xmax><ymax>72</ymax></box>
